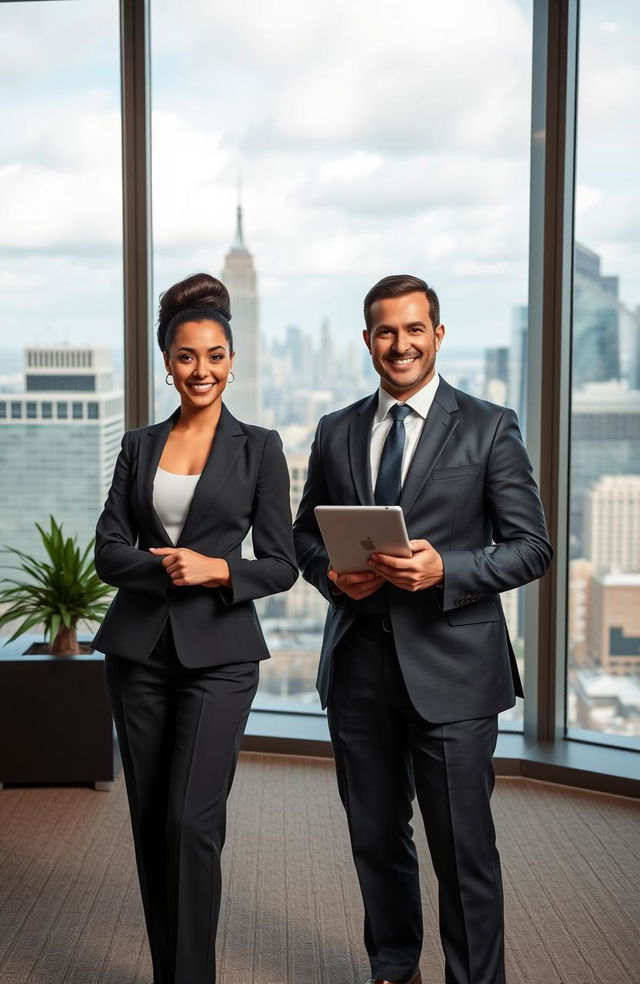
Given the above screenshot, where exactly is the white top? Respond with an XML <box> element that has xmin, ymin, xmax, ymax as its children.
<box><xmin>369</xmin><ymin>373</ymin><xmax>440</xmax><ymax>489</ymax></box>
<box><xmin>153</xmin><ymin>467</ymin><xmax>201</xmax><ymax>545</ymax></box>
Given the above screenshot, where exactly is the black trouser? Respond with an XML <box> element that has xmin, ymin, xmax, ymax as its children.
<box><xmin>328</xmin><ymin>621</ymin><xmax>505</xmax><ymax>984</ymax></box>
<box><xmin>105</xmin><ymin>623</ymin><xmax>259</xmax><ymax>984</ymax></box>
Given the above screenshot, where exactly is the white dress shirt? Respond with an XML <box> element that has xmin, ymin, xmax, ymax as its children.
<box><xmin>369</xmin><ymin>373</ymin><xmax>440</xmax><ymax>490</ymax></box>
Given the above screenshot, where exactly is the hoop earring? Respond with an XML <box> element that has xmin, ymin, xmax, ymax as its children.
<box><xmin>227</xmin><ymin>371</ymin><xmax>235</xmax><ymax>383</ymax></box>
<box><xmin>165</xmin><ymin>373</ymin><xmax>173</xmax><ymax>386</ymax></box>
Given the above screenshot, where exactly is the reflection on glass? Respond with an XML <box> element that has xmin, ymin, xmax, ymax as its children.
<box><xmin>0</xmin><ymin>1</ymin><xmax>124</xmax><ymax>643</ymax></box>
<box><xmin>567</xmin><ymin>2</ymin><xmax>640</xmax><ymax>746</ymax></box>
<box><xmin>151</xmin><ymin>0</ymin><xmax>533</xmax><ymax>719</ymax></box>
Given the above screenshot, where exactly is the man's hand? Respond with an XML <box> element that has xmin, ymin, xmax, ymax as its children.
<box><xmin>368</xmin><ymin>539</ymin><xmax>444</xmax><ymax>592</ymax></box>
<box><xmin>328</xmin><ymin>568</ymin><xmax>385</xmax><ymax>601</ymax></box>
<box><xmin>149</xmin><ymin>547</ymin><xmax>231</xmax><ymax>588</ymax></box>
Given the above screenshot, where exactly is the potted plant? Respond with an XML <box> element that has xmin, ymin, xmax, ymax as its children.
<box><xmin>0</xmin><ymin>516</ymin><xmax>113</xmax><ymax>655</ymax></box>
<box><xmin>0</xmin><ymin>517</ymin><xmax>119</xmax><ymax>789</ymax></box>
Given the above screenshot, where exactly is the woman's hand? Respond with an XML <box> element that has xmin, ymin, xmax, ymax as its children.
<box><xmin>149</xmin><ymin>547</ymin><xmax>231</xmax><ymax>588</ymax></box>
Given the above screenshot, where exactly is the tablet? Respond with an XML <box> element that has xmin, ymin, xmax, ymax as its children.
<box><xmin>314</xmin><ymin>505</ymin><xmax>412</xmax><ymax>574</ymax></box>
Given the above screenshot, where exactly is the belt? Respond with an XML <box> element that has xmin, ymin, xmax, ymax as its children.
<box><xmin>355</xmin><ymin>613</ymin><xmax>393</xmax><ymax>634</ymax></box>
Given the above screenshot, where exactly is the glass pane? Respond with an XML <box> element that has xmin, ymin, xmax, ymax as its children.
<box><xmin>150</xmin><ymin>0</ymin><xmax>534</xmax><ymax>719</ymax></box>
<box><xmin>567</xmin><ymin>1</ymin><xmax>640</xmax><ymax>748</ymax></box>
<box><xmin>0</xmin><ymin>1</ymin><xmax>124</xmax><ymax>648</ymax></box>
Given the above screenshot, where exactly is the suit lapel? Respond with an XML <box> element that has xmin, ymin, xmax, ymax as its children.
<box><xmin>137</xmin><ymin>409</ymin><xmax>179</xmax><ymax>546</ymax></box>
<box><xmin>399</xmin><ymin>378</ymin><xmax>460</xmax><ymax>517</ymax></box>
<box><xmin>177</xmin><ymin>405</ymin><xmax>247</xmax><ymax>545</ymax></box>
<box><xmin>348</xmin><ymin>393</ymin><xmax>377</xmax><ymax>505</ymax></box>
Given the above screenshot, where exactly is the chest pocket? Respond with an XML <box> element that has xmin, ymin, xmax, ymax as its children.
<box><xmin>431</xmin><ymin>464</ymin><xmax>479</xmax><ymax>481</ymax></box>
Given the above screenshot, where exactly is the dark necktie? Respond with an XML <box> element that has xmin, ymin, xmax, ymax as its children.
<box><xmin>374</xmin><ymin>403</ymin><xmax>412</xmax><ymax>505</ymax></box>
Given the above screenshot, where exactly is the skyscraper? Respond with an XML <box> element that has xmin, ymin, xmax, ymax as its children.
<box><xmin>286</xmin><ymin>324</ymin><xmax>314</xmax><ymax>388</ymax></box>
<box><xmin>0</xmin><ymin>348</ymin><xmax>124</xmax><ymax>561</ymax></box>
<box><xmin>483</xmin><ymin>346</ymin><xmax>509</xmax><ymax>404</ymax></box>
<box><xmin>587</xmin><ymin>573</ymin><xmax>640</xmax><ymax>677</ymax></box>
<box><xmin>585</xmin><ymin>475</ymin><xmax>640</xmax><ymax>573</ymax></box>
<box><xmin>315</xmin><ymin>317</ymin><xmax>335</xmax><ymax>391</ymax></box>
<box><xmin>573</xmin><ymin>243</ymin><xmax>621</xmax><ymax>388</ymax></box>
<box><xmin>568</xmin><ymin>558</ymin><xmax>594</xmax><ymax>667</ymax></box>
<box><xmin>508</xmin><ymin>305</ymin><xmax>528</xmax><ymax>428</ymax></box>
<box><xmin>221</xmin><ymin>203</ymin><xmax>260</xmax><ymax>422</ymax></box>
<box><xmin>570</xmin><ymin>382</ymin><xmax>640</xmax><ymax>554</ymax></box>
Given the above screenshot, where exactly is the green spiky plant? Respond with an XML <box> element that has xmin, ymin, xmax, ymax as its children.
<box><xmin>0</xmin><ymin>517</ymin><xmax>113</xmax><ymax>657</ymax></box>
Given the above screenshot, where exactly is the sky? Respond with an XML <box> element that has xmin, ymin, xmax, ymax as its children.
<box><xmin>0</xmin><ymin>0</ymin><xmax>638</xmax><ymax>354</ymax></box>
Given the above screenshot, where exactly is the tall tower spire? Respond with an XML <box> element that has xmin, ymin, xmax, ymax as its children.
<box><xmin>234</xmin><ymin>204</ymin><xmax>245</xmax><ymax>250</ymax></box>
<box><xmin>222</xmin><ymin>194</ymin><xmax>260</xmax><ymax>422</ymax></box>
<box><xmin>234</xmin><ymin>171</ymin><xmax>245</xmax><ymax>249</ymax></box>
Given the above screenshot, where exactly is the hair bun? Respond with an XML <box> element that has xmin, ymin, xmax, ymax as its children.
<box><xmin>158</xmin><ymin>272</ymin><xmax>232</xmax><ymax>351</ymax></box>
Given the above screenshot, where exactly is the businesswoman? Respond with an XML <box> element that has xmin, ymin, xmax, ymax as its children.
<box><xmin>92</xmin><ymin>272</ymin><xmax>297</xmax><ymax>984</ymax></box>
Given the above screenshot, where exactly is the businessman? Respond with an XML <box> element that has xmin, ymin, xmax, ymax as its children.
<box><xmin>293</xmin><ymin>275</ymin><xmax>552</xmax><ymax>984</ymax></box>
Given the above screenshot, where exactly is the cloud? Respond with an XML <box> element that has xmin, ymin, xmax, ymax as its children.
<box><xmin>142</xmin><ymin>0</ymin><xmax>535</xmax><ymax>328</ymax></box>
<box><xmin>0</xmin><ymin>1</ymin><xmax>122</xmax><ymax>254</ymax></box>
<box><xmin>0</xmin><ymin>1</ymin><xmax>118</xmax><ymax>83</ymax></box>
<box><xmin>303</xmin><ymin>153</ymin><xmax>527</xmax><ymax>216</ymax></box>
<box><xmin>571</xmin><ymin>9</ymin><xmax>640</xmax><ymax>306</ymax></box>
<box><xmin>576</xmin><ymin>186</ymin><xmax>640</xmax><ymax>247</ymax></box>
<box><xmin>151</xmin><ymin>111</ymin><xmax>231</xmax><ymax>246</ymax></box>
<box><xmin>0</xmin><ymin>249</ymin><xmax>123</xmax><ymax>349</ymax></box>
<box><xmin>159</xmin><ymin>0</ymin><xmax>532</xmax><ymax>159</ymax></box>
<box><xmin>1</xmin><ymin>0</ymin><xmax>638</xmax><ymax>348</ymax></box>
<box><xmin>0</xmin><ymin>99</ymin><xmax>122</xmax><ymax>250</ymax></box>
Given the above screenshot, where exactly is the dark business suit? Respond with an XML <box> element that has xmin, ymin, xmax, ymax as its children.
<box><xmin>93</xmin><ymin>404</ymin><xmax>297</xmax><ymax>984</ymax></box>
<box><xmin>294</xmin><ymin>377</ymin><xmax>552</xmax><ymax>984</ymax></box>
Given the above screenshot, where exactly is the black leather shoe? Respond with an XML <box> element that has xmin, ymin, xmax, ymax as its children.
<box><xmin>364</xmin><ymin>972</ymin><xmax>422</xmax><ymax>984</ymax></box>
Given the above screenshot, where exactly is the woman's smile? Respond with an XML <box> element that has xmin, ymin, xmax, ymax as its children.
<box><xmin>187</xmin><ymin>381</ymin><xmax>215</xmax><ymax>393</ymax></box>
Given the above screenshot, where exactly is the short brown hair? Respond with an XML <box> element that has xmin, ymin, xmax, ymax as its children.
<box><xmin>363</xmin><ymin>274</ymin><xmax>440</xmax><ymax>331</ymax></box>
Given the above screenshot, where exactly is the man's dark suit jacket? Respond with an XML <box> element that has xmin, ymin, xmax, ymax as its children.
<box><xmin>92</xmin><ymin>405</ymin><xmax>298</xmax><ymax>668</ymax></box>
<box><xmin>293</xmin><ymin>377</ymin><xmax>552</xmax><ymax>723</ymax></box>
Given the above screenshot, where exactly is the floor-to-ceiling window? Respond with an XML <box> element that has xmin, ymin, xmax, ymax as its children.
<box><xmin>566</xmin><ymin>0</ymin><xmax>640</xmax><ymax>749</ymax></box>
<box><xmin>149</xmin><ymin>0</ymin><xmax>535</xmax><ymax>723</ymax></box>
<box><xmin>0</xmin><ymin>0</ymin><xmax>124</xmax><ymax>644</ymax></box>
<box><xmin>0</xmin><ymin>0</ymin><xmax>635</xmax><ymax>788</ymax></box>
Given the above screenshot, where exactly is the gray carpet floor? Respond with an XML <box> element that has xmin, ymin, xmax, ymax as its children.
<box><xmin>0</xmin><ymin>753</ymin><xmax>638</xmax><ymax>984</ymax></box>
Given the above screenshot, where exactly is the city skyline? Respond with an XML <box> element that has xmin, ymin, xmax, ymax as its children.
<box><xmin>1</xmin><ymin>1</ymin><xmax>637</xmax><ymax>353</ymax></box>
<box><xmin>1</xmin><ymin>236</ymin><xmax>639</xmax><ymax>735</ymax></box>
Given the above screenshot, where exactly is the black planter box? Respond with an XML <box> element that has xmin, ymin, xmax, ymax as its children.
<box><xmin>0</xmin><ymin>636</ymin><xmax>120</xmax><ymax>789</ymax></box>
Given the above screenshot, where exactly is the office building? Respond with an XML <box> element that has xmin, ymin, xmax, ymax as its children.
<box><xmin>585</xmin><ymin>475</ymin><xmax>640</xmax><ymax>573</ymax></box>
<box><xmin>588</xmin><ymin>572</ymin><xmax>640</xmax><ymax>677</ymax></box>
<box><xmin>484</xmin><ymin>346</ymin><xmax>509</xmax><ymax>404</ymax></box>
<box><xmin>315</xmin><ymin>317</ymin><xmax>336</xmax><ymax>390</ymax></box>
<box><xmin>569</xmin><ymin>382</ymin><xmax>640</xmax><ymax>555</ymax></box>
<box><xmin>619</xmin><ymin>303</ymin><xmax>640</xmax><ymax>391</ymax></box>
<box><xmin>573</xmin><ymin>670</ymin><xmax>640</xmax><ymax>734</ymax></box>
<box><xmin>508</xmin><ymin>305</ymin><xmax>528</xmax><ymax>426</ymax></box>
<box><xmin>221</xmin><ymin>203</ymin><xmax>260</xmax><ymax>422</ymax></box>
<box><xmin>500</xmin><ymin>587</ymin><xmax>520</xmax><ymax>643</ymax></box>
<box><xmin>285</xmin><ymin>324</ymin><xmax>314</xmax><ymax>389</ymax></box>
<box><xmin>274</xmin><ymin>450</ymin><xmax>327</xmax><ymax>623</ymax></box>
<box><xmin>0</xmin><ymin>347</ymin><xmax>124</xmax><ymax>561</ymax></box>
<box><xmin>568</xmin><ymin>558</ymin><xmax>595</xmax><ymax>667</ymax></box>
<box><xmin>573</xmin><ymin>243</ymin><xmax>621</xmax><ymax>388</ymax></box>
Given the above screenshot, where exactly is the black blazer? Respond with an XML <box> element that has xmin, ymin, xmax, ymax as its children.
<box><xmin>293</xmin><ymin>377</ymin><xmax>552</xmax><ymax>723</ymax></box>
<box><xmin>92</xmin><ymin>405</ymin><xmax>298</xmax><ymax>667</ymax></box>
